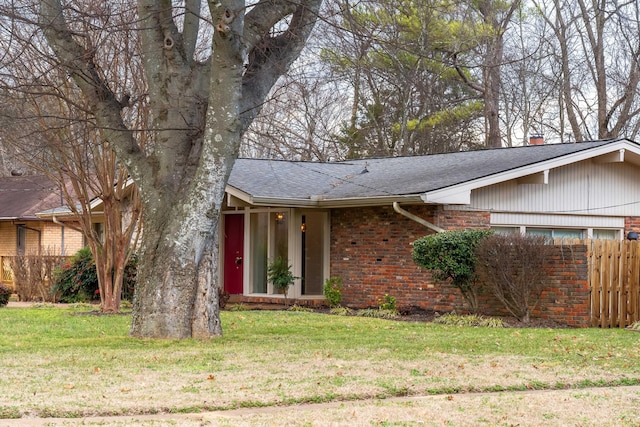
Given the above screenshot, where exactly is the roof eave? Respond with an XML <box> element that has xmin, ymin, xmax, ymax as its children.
<box><xmin>422</xmin><ymin>139</ymin><xmax>640</xmax><ymax>203</ymax></box>
<box><xmin>226</xmin><ymin>186</ymin><xmax>425</xmax><ymax>208</ymax></box>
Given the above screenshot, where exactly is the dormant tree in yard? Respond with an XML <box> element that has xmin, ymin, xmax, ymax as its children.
<box><xmin>2</xmin><ymin>97</ymin><xmax>142</xmax><ymax>313</ymax></box>
<box><xmin>3</xmin><ymin>0</ymin><xmax>322</xmax><ymax>338</ymax></box>
<box><xmin>533</xmin><ymin>0</ymin><xmax>640</xmax><ymax>141</ymax></box>
<box><xmin>0</xmin><ymin>27</ymin><xmax>143</xmax><ymax>313</ymax></box>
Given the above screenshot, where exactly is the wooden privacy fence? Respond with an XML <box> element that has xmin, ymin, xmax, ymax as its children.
<box><xmin>587</xmin><ymin>239</ymin><xmax>640</xmax><ymax>328</ymax></box>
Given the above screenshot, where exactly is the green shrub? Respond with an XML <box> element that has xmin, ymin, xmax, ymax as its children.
<box><xmin>267</xmin><ymin>256</ymin><xmax>296</xmax><ymax>305</ymax></box>
<box><xmin>52</xmin><ymin>247</ymin><xmax>138</xmax><ymax>303</ymax></box>
<box><xmin>0</xmin><ymin>283</ymin><xmax>12</xmax><ymax>307</ymax></box>
<box><xmin>412</xmin><ymin>230</ymin><xmax>492</xmax><ymax>313</ymax></box>
<box><xmin>323</xmin><ymin>277</ymin><xmax>343</xmax><ymax>307</ymax></box>
<box><xmin>378</xmin><ymin>293</ymin><xmax>397</xmax><ymax>311</ymax></box>
<box><xmin>53</xmin><ymin>247</ymin><xmax>98</xmax><ymax>303</ymax></box>
<box><xmin>121</xmin><ymin>252</ymin><xmax>138</xmax><ymax>302</ymax></box>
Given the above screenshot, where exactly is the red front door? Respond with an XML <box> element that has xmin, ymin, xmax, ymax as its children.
<box><xmin>223</xmin><ymin>214</ymin><xmax>244</xmax><ymax>294</ymax></box>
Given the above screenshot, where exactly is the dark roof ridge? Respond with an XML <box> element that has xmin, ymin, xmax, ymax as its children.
<box><xmin>236</xmin><ymin>138</ymin><xmax>629</xmax><ymax>165</ymax></box>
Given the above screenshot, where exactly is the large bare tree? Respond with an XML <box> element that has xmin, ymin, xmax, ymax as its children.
<box><xmin>0</xmin><ymin>13</ymin><xmax>143</xmax><ymax>313</ymax></box>
<box><xmin>1</xmin><ymin>0</ymin><xmax>321</xmax><ymax>338</ymax></box>
<box><xmin>534</xmin><ymin>0</ymin><xmax>640</xmax><ymax>141</ymax></box>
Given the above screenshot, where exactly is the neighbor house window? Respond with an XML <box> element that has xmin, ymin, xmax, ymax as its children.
<box><xmin>16</xmin><ymin>225</ymin><xmax>26</xmax><ymax>255</ymax></box>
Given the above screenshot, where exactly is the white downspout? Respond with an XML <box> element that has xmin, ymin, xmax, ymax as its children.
<box><xmin>393</xmin><ymin>202</ymin><xmax>444</xmax><ymax>233</ymax></box>
<box><xmin>52</xmin><ymin>215</ymin><xmax>65</xmax><ymax>256</ymax></box>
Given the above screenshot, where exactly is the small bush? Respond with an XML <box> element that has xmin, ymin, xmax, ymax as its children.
<box><xmin>52</xmin><ymin>247</ymin><xmax>98</xmax><ymax>303</ymax></box>
<box><xmin>378</xmin><ymin>293</ymin><xmax>397</xmax><ymax>311</ymax></box>
<box><xmin>267</xmin><ymin>256</ymin><xmax>296</xmax><ymax>305</ymax></box>
<box><xmin>9</xmin><ymin>248</ymin><xmax>65</xmax><ymax>302</ymax></box>
<box><xmin>323</xmin><ymin>277</ymin><xmax>343</xmax><ymax>307</ymax></box>
<box><xmin>0</xmin><ymin>283</ymin><xmax>12</xmax><ymax>307</ymax></box>
<box><xmin>52</xmin><ymin>247</ymin><xmax>138</xmax><ymax>303</ymax></box>
<box><xmin>433</xmin><ymin>313</ymin><xmax>504</xmax><ymax>328</ymax></box>
<box><xmin>476</xmin><ymin>233</ymin><xmax>554</xmax><ymax>323</ymax></box>
<box><xmin>121</xmin><ymin>252</ymin><xmax>138</xmax><ymax>302</ymax></box>
<box><xmin>412</xmin><ymin>230</ymin><xmax>492</xmax><ymax>313</ymax></box>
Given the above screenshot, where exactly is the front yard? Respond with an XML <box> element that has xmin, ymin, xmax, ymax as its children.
<box><xmin>0</xmin><ymin>305</ymin><xmax>639</xmax><ymax>425</ymax></box>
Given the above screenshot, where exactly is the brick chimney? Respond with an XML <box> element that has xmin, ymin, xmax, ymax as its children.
<box><xmin>529</xmin><ymin>135</ymin><xmax>544</xmax><ymax>145</ymax></box>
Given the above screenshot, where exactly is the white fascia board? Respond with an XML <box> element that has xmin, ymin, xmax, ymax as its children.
<box><xmin>225</xmin><ymin>185</ymin><xmax>424</xmax><ymax>208</ymax></box>
<box><xmin>225</xmin><ymin>186</ymin><xmax>319</xmax><ymax>207</ymax></box>
<box><xmin>316</xmin><ymin>195</ymin><xmax>424</xmax><ymax>208</ymax></box>
<box><xmin>422</xmin><ymin>140</ymin><xmax>640</xmax><ymax>205</ymax></box>
<box><xmin>421</xmin><ymin>189</ymin><xmax>471</xmax><ymax>204</ymax></box>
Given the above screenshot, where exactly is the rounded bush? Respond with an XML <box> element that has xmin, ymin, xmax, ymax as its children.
<box><xmin>0</xmin><ymin>283</ymin><xmax>12</xmax><ymax>307</ymax></box>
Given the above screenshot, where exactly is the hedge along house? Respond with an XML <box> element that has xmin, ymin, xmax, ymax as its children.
<box><xmin>223</xmin><ymin>138</ymin><xmax>640</xmax><ymax>318</ymax></box>
<box><xmin>0</xmin><ymin>175</ymin><xmax>84</xmax><ymax>288</ymax></box>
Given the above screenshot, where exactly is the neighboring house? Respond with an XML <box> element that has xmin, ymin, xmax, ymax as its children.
<box><xmin>221</xmin><ymin>138</ymin><xmax>640</xmax><ymax>316</ymax></box>
<box><xmin>0</xmin><ymin>175</ymin><xmax>84</xmax><ymax>287</ymax></box>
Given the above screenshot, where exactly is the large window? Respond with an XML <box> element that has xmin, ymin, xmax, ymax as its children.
<box><xmin>249</xmin><ymin>210</ymin><xmax>289</xmax><ymax>295</ymax></box>
<box><xmin>526</xmin><ymin>228</ymin><xmax>583</xmax><ymax>239</ymax></box>
<box><xmin>250</xmin><ymin>212</ymin><xmax>269</xmax><ymax>293</ymax></box>
<box><xmin>491</xmin><ymin>226</ymin><xmax>619</xmax><ymax>240</ymax></box>
<box><xmin>243</xmin><ymin>208</ymin><xmax>327</xmax><ymax>297</ymax></box>
<box><xmin>301</xmin><ymin>212</ymin><xmax>326</xmax><ymax>296</ymax></box>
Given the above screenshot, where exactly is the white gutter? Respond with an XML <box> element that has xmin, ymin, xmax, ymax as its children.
<box><xmin>393</xmin><ymin>202</ymin><xmax>444</xmax><ymax>233</ymax></box>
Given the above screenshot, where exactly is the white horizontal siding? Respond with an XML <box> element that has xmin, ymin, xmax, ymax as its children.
<box><xmin>490</xmin><ymin>212</ymin><xmax>624</xmax><ymax>228</ymax></box>
<box><xmin>469</xmin><ymin>160</ymin><xmax>640</xmax><ymax>217</ymax></box>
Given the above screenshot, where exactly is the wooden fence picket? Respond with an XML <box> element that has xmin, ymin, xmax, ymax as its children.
<box><xmin>587</xmin><ymin>239</ymin><xmax>640</xmax><ymax>328</ymax></box>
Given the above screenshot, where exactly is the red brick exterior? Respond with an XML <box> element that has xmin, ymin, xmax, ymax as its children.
<box><xmin>330</xmin><ymin>205</ymin><xmax>591</xmax><ymax>327</ymax></box>
<box><xmin>625</xmin><ymin>217</ymin><xmax>640</xmax><ymax>237</ymax></box>
<box><xmin>330</xmin><ymin>205</ymin><xmax>489</xmax><ymax>313</ymax></box>
<box><xmin>534</xmin><ymin>244</ymin><xmax>590</xmax><ymax>326</ymax></box>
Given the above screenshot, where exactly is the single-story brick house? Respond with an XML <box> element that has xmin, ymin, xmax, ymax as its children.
<box><xmin>0</xmin><ymin>175</ymin><xmax>84</xmax><ymax>287</ymax></box>
<box><xmin>222</xmin><ymin>138</ymin><xmax>640</xmax><ymax>321</ymax></box>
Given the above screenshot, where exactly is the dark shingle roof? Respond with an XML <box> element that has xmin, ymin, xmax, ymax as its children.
<box><xmin>0</xmin><ymin>175</ymin><xmax>62</xmax><ymax>219</ymax></box>
<box><xmin>229</xmin><ymin>139</ymin><xmax>622</xmax><ymax>202</ymax></box>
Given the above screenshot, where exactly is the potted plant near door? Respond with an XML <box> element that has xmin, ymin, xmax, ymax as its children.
<box><xmin>267</xmin><ymin>256</ymin><xmax>296</xmax><ymax>307</ymax></box>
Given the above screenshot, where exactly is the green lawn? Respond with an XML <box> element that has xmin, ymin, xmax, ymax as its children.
<box><xmin>0</xmin><ymin>305</ymin><xmax>639</xmax><ymax>419</ymax></box>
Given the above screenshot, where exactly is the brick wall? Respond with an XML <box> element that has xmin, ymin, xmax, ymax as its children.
<box><xmin>625</xmin><ymin>217</ymin><xmax>640</xmax><ymax>237</ymax></box>
<box><xmin>330</xmin><ymin>205</ymin><xmax>591</xmax><ymax>327</ymax></box>
<box><xmin>330</xmin><ymin>205</ymin><xmax>489</xmax><ymax>312</ymax></box>
<box><xmin>534</xmin><ymin>244</ymin><xmax>590</xmax><ymax>327</ymax></box>
<box><xmin>476</xmin><ymin>244</ymin><xmax>590</xmax><ymax>327</ymax></box>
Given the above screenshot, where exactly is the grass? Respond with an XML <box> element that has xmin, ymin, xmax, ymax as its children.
<box><xmin>1</xmin><ymin>306</ymin><xmax>640</xmax><ymax>420</ymax></box>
